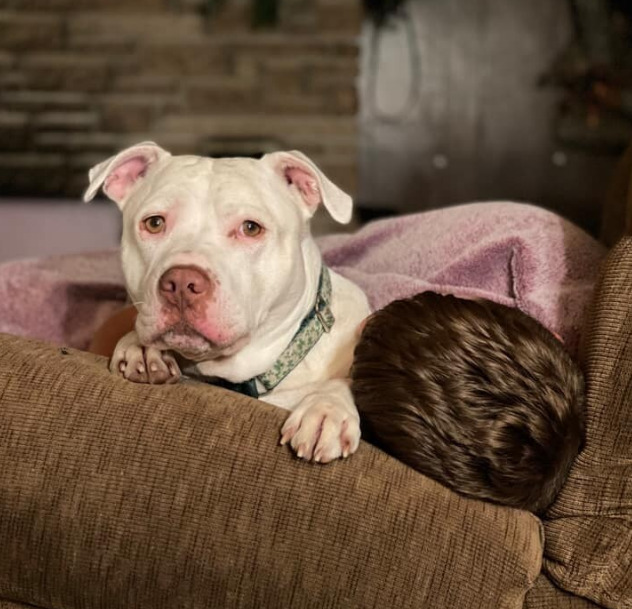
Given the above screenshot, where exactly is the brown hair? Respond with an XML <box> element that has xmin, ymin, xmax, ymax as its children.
<box><xmin>351</xmin><ymin>292</ymin><xmax>585</xmax><ymax>514</ymax></box>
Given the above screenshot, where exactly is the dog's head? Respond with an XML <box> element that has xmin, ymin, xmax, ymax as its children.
<box><xmin>84</xmin><ymin>141</ymin><xmax>352</xmax><ymax>367</ymax></box>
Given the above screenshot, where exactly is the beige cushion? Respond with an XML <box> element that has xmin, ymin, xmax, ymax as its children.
<box><xmin>0</xmin><ymin>333</ymin><xmax>542</xmax><ymax>609</ymax></box>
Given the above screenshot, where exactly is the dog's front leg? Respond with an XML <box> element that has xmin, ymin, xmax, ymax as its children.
<box><xmin>267</xmin><ymin>379</ymin><xmax>361</xmax><ymax>463</ymax></box>
<box><xmin>110</xmin><ymin>330</ymin><xmax>181</xmax><ymax>384</ymax></box>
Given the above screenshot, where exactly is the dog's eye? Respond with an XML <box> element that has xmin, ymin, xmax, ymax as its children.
<box><xmin>143</xmin><ymin>215</ymin><xmax>166</xmax><ymax>234</ymax></box>
<box><xmin>241</xmin><ymin>220</ymin><xmax>263</xmax><ymax>238</ymax></box>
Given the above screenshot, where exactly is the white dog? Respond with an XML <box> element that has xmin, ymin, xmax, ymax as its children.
<box><xmin>84</xmin><ymin>142</ymin><xmax>370</xmax><ymax>463</ymax></box>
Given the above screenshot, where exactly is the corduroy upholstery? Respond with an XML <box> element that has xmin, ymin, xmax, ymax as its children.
<box><xmin>526</xmin><ymin>236</ymin><xmax>632</xmax><ymax>609</ymax></box>
<box><xmin>0</xmin><ymin>238</ymin><xmax>630</xmax><ymax>609</ymax></box>
<box><xmin>602</xmin><ymin>142</ymin><xmax>632</xmax><ymax>246</ymax></box>
<box><xmin>525</xmin><ymin>576</ymin><xmax>602</xmax><ymax>609</ymax></box>
<box><xmin>0</xmin><ymin>336</ymin><xmax>542</xmax><ymax>609</ymax></box>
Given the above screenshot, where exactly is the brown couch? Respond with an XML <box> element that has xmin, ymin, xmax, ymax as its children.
<box><xmin>0</xmin><ymin>235</ymin><xmax>630</xmax><ymax>609</ymax></box>
<box><xmin>602</xmin><ymin>141</ymin><xmax>632</xmax><ymax>247</ymax></box>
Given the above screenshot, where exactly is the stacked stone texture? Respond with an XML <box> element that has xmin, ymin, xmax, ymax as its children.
<box><xmin>0</xmin><ymin>0</ymin><xmax>361</xmax><ymax>197</ymax></box>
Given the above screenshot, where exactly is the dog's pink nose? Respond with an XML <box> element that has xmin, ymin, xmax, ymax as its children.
<box><xmin>159</xmin><ymin>266</ymin><xmax>211</xmax><ymax>308</ymax></box>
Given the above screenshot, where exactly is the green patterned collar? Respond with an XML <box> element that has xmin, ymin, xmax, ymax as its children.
<box><xmin>197</xmin><ymin>266</ymin><xmax>334</xmax><ymax>399</ymax></box>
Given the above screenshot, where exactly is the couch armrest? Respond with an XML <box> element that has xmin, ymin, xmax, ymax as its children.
<box><xmin>539</xmin><ymin>236</ymin><xmax>632</xmax><ymax>608</ymax></box>
<box><xmin>601</xmin><ymin>143</ymin><xmax>632</xmax><ymax>246</ymax></box>
<box><xmin>0</xmin><ymin>334</ymin><xmax>542</xmax><ymax>609</ymax></box>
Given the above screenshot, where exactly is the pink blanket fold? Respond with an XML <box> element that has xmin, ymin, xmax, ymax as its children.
<box><xmin>318</xmin><ymin>202</ymin><xmax>605</xmax><ymax>356</ymax></box>
<box><xmin>0</xmin><ymin>251</ymin><xmax>126</xmax><ymax>352</ymax></box>
<box><xmin>0</xmin><ymin>202</ymin><xmax>606</xmax><ymax>357</ymax></box>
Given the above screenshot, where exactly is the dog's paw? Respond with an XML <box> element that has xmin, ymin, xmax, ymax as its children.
<box><xmin>279</xmin><ymin>396</ymin><xmax>361</xmax><ymax>464</ymax></box>
<box><xmin>109</xmin><ymin>331</ymin><xmax>180</xmax><ymax>384</ymax></box>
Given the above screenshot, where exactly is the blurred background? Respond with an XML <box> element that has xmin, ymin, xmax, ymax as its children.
<box><xmin>0</xmin><ymin>0</ymin><xmax>631</xmax><ymax>261</ymax></box>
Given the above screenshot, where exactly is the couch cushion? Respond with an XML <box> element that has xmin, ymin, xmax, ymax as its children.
<box><xmin>540</xmin><ymin>237</ymin><xmax>632</xmax><ymax>608</ymax></box>
<box><xmin>0</xmin><ymin>333</ymin><xmax>542</xmax><ymax>609</ymax></box>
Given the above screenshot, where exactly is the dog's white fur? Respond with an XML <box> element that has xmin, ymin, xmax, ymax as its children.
<box><xmin>84</xmin><ymin>142</ymin><xmax>370</xmax><ymax>463</ymax></box>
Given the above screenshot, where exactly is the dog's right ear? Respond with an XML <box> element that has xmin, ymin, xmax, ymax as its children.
<box><xmin>83</xmin><ymin>141</ymin><xmax>170</xmax><ymax>209</ymax></box>
<box><xmin>261</xmin><ymin>150</ymin><xmax>353</xmax><ymax>224</ymax></box>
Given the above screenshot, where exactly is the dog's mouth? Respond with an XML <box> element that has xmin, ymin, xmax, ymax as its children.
<box><xmin>149</xmin><ymin>322</ymin><xmax>249</xmax><ymax>362</ymax></box>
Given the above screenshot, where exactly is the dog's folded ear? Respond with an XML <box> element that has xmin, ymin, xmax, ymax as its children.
<box><xmin>261</xmin><ymin>151</ymin><xmax>353</xmax><ymax>224</ymax></box>
<box><xmin>83</xmin><ymin>142</ymin><xmax>171</xmax><ymax>208</ymax></box>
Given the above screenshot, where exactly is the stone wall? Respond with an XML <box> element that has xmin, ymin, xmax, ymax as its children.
<box><xmin>0</xmin><ymin>0</ymin><xmax>361</xmax><ymax>197</ymax></box>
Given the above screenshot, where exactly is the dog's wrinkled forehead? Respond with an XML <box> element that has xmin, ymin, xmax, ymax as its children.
<box><xmin>127</xmin><ymin>155</ymin><xmax>294</xmax><ymax>224</ymax></box>
<box><xmin>124</xmin><ymin>155</ymin><xmax>209</xmax><ymax>207</ymax></box>
<box><xmin>151</xmin><ymin>154</ymin><xmax>261</xmax><ymax>186</ymax></box>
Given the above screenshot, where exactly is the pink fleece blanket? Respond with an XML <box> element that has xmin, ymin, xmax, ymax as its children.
<box><xmin>0</xmin><ymin>202</ymin><xmax>606</xmax><ymax>357</ymax></box>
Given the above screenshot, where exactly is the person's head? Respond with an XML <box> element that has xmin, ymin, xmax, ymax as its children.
<box><xmin>351</xmin><ymin>292</ymin><xmax>585</xmax><ymax>514</ymax></box>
